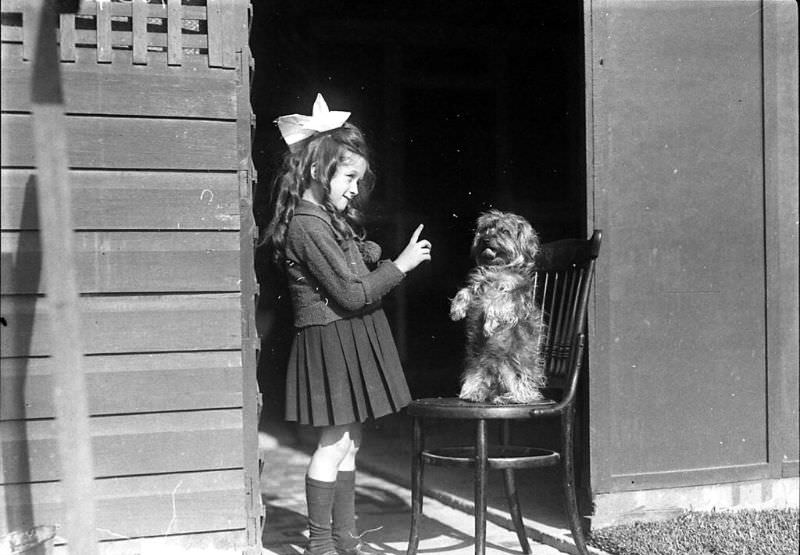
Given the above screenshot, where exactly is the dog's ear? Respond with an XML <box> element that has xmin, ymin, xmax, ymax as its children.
<box><xmin>469</xmin><ymin>233</ymin><xmax>482</xmax><ymax>261</ymax></box>
<box><xmin>516</xmin><ymin>219</ymin><xmax>540</xmax><ymax>262</ymax></box>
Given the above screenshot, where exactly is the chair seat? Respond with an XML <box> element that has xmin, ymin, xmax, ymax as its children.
<box><xmin>407</xmin><ymin>396</ymin><xmax>557</xmax><ymax>419</ymax></box>
<box><xmin>423</xmin><ymin>445</ymin><xmax>560</xmax><ymax>469</ymax></box>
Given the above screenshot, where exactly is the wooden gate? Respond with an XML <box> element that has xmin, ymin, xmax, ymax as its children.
<box><xmin>0</xmin><ymin>0</ymin><xmax>260</xmax><ymax>552</ymax></box>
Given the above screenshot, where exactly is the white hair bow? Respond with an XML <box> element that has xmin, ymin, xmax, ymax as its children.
<box><xmin>275</xmin><ymin>93</ymin><xmax>351</xmax><ymax>148</ymax></box>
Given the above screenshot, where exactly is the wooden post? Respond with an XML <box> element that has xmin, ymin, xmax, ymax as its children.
<box><xmin>29</xmin><ymin>1</ymin><xmax>99</xmax><ymax>553</ymax></box>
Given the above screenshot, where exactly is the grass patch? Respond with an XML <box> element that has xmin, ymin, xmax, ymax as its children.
<box><xmin>589</xmin><ymin>508</ymin><xmax>799</xmax><ymax>555</ymax></box>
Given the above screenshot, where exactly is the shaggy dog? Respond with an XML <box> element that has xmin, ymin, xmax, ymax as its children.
<box><xmin>450</xmin><ymin>210</ymin><xmax>547</xmax><ymax>404</ymax></box>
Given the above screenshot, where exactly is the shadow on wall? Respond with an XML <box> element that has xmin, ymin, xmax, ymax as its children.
<box><xmin>2</xmin><ymin>175</ymin><xmax>42</xmax><ymax>536</ymax></box>
<box><xmin>255</xmin><ymin>260</ymin><xmax>293</xmax><ymax>424</ymax></box>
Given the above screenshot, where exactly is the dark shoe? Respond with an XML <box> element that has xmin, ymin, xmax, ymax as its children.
<box><xmin>336</xmin><ymin>542</ymin><xmax>382</xmax><ymax>555</ymax></box>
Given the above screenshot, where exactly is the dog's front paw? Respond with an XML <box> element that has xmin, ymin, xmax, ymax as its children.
<box><xmin>450</xmin><ymin>289</ymin><xmax>471</xmax><ymax>321</ymax></box>
<box><xmin>459</xmin><ymin>382</ymin><xmax>489</xmax><ymax>403</ymax></box>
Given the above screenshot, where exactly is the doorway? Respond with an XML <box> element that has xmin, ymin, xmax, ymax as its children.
<box><xmin>250</xmin><ymin>0</ymin><xmax>586</xmax><ymax>404</ymax></box>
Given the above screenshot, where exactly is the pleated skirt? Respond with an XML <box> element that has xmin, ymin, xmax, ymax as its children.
<box><xmin>285</xmin><ymin>308</ymin><xmax>412</xmax><ymax>427</ymax></box>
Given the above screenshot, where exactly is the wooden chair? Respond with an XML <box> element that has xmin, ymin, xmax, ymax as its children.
<box><xmin>406</xmin><ymin>230</ymin><xmax>602</xmax><ymax>555</ymax></box>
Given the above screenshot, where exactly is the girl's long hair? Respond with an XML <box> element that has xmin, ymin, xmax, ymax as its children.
<box><xmin>260</xmin><ymin>122</ymin><xmax>375</xmax><ymax>267</ymax></box>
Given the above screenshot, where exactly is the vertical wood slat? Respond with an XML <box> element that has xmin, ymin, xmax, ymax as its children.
<box><xmin>22</xmin><ymin>3</ymin><xmax>36</xmax><ymax>61</ymax></box>
<box><xmin>545</xmin><ymin>272</ymin><xmax>560</xmax><ymax>370</ymax></box>
<box><xmin>575</xmin><ymin>270</ymin><xmax>587</xmax><ymax>326</ymax></box>
<box><xmin>551</xmin><ymin>272</ymin><xmax>567</xmax><ymax>376</ymax></box>
<box><xmin>220</xmin><ymin>0</ymin><xmax>238</xmax><ymax>69</ymax></box>
<box><xmin>560</xmin><ymin>270</ymin><xmax>582</xmax><ymax>377</ymax></box>
<box><xmin>557</xmin><ymin>271</ymin><xmax>576</xmax><ymax>376</ymax></box>
<box><xmin>167</xmin><ymin>0</ymin><xmax>183</xmax><ymax>66</ymax></box>
<box><xmin>235</xmin><ymin>40</ymin><xmax>262</xmax><ymax>545</ymax></box>
<box><xmin>568</xmin><ymin>270</ymin><xmax>585</xmax><ymax>338</ymax></box>
<box><xmin>206</xmin><ymin>0</ymin><xmax>225</xmax><ymax>68</ymax></box>
<box><xmin>541</xmin><ymin>272</ymin><xmax>554</xmax><ymax>375</ymax></box>
<box><xmin>554</xmin><ymin>272</ymin><xmax>570</xmax><ymax>376</ymax></box>
<box><xmin>59</xmin><ymin>14</ymin><xmax>76</xmax><ymax>61</ymax></box>
<box><xmin>132</xmin><ymin>0</ymin><xmax>148</xmax><ymax>65</ymax></box>
<box><xmin>96</xmin><ymin>0</ymin><xmax>112</xmax><ymax>63</ymax></box>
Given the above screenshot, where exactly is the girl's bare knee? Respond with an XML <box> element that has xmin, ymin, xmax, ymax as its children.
<box><xmin>311</xmin><ymin>423</ymin><xmax>363</xmax><ymax>473</ymax></box>
<box><xmin>316</xmin><ymin>425</ymin><xmax>351</xmax><ymax>460</ymax></box>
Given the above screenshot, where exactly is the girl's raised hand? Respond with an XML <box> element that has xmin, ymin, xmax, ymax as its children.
<box><xmin>393</xmin><ymin>224</ymin><xmax>432</xmax><ymax>274</ymax></box>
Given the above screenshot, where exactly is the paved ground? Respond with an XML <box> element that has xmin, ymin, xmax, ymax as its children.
<box><xmin>260</xmin><ymin>437</ymin><xmax>566</xmax><ymax>555</ymax></box>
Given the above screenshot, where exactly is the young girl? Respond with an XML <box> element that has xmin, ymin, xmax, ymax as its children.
<box><xmin>263</xmin><ymin>94</ymin><xmax>431</xmax><ymax>555</ymax></box>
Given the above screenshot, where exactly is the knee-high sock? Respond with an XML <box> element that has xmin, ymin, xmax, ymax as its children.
<box><xmin>306</xmin><ymin>476</ymin><xmax>336</xmax><ymax>554</ymax></box>
<box><xmin>332</xmin><ymin>470</ymin><xmax>358</xmax><ymax>550</ymax></box>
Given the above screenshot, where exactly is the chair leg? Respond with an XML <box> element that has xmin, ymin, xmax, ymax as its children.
<box><xmin>561</xmin><ymin>409</ymin><xmax>589</xmax><ymax>555</ymax></box>
<box><xmin>407</xmin><ymin>416</ymin><xmax>424</xmax><ymax>555</ymax></box>
<box><xmin>501</xmin><ymin>421</ymin><xmax>531</xmax><ymax>554</ymax></box>
<box><xmin>474</xmin><ymin>419</ymin><xmax>488</xmax><ymax>555</ymax></box>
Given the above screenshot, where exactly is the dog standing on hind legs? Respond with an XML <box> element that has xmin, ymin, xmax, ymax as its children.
<box><xmin>450</xmin><ymin>210</ymin><xmax>547</xmax><ymax>404</ymax></box>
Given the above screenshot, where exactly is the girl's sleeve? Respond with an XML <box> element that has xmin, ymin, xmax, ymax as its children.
<box><xmin>289</xmin><ymin>217</ymin><xmax>405</xmax><ymax>311</ymax></box>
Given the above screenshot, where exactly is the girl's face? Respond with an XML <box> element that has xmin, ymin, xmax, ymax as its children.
<box><xmin>327</xmin><ymin>153</ymin><xmax>367</xmax><ymax>212</ymax></box>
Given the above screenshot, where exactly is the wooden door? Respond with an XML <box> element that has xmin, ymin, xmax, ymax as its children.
<box><xmin>585</xmin><ymin>0</ymin><xmax>799</xmax><ymax>495</ymax></box>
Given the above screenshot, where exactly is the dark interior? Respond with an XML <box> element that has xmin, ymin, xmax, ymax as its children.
<box><xmin>250</xmin><ymin>1</ymin><xmax>586</xmax><ymax>412</ymax></box>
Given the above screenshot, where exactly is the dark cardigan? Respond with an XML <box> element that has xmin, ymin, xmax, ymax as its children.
<box><xmin>285</xmin><ymin>200</ymin><xmax>405</xmax><ymax>328</ymax></box>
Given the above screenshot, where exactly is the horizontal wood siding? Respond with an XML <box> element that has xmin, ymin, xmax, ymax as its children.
<box><xmin>1</xmin><ymin>294</ymin><xmax>242</xmax><ymax>357</ymax></box>
<box><xmin>51</xmin><ymin>531</ymin><xmax>250</xmax><ymax>554</ymax></box>
<box><xmin>2</xmin><ymin>231</ymin><xmax>241</xmax><ymax>293</ymax></box>
<box><xmin>2</xmin><ymin>410</ymin><xmax>243</xmax><ymax>483</ymax></box>
<box><xmin>1</xmin><ymin>169</ymin><xmax>240</xmax><ymax>231</ymax></box>
<box><xmin>1</xmin><ymin>114</ymin><xmax>238</xmax><ymax>170</ymax></box>
<box><xmin>1</xmin><ymin>45</ymin><xmax>237</xmax><ymax>119</ymax></box>
<box><xmin>1</xmin><ymin>352</ymin><xmax>243</xmax><ymax>420</ymax></box>
<box><xmin>0</xmin><ymin>1</ymin><xmax>255</xmax><ymax>549</ymax></box>
<box><xmin>3</xmin><ymin>470</ymin><xmax>246</xmax><ymax>540</ymax></box>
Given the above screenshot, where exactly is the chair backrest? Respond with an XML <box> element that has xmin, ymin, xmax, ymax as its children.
<box><xmin>533</xmin><ymin>230</ymin><xmax>602</xmax><ymax>402</ymax></box>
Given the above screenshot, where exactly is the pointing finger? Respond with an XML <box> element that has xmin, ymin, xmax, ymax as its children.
<box><xmin>410</xmin><ymin>224</ymin><xmax>424</xmax><ymax>242</ymax></box>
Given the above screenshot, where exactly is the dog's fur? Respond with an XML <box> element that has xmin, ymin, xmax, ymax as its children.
<box><xmin>450</xmin><ymin>210</ymin><xmax>547</xmax><ymax>404</ymax></box>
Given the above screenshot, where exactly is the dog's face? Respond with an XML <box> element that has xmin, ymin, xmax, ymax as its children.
<box><xmin>470</xmin><ymin>210</ymin><xmax>539</xmax><ymax>269</ymax></box>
